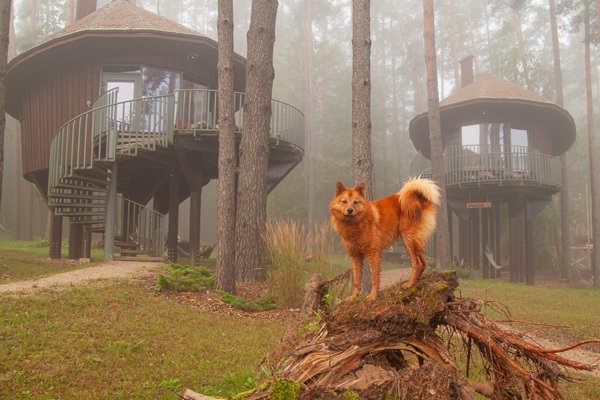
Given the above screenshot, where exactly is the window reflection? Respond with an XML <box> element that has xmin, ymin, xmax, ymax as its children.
<box><xmin>460</xmin><ymin>123</ymin><xmax>528</xmax><ymax>149</ymax></box>
<box><xmin>142</xmin><ymin>67</ymin><xmax>181</xmax><ymax>97</ymax></box>
<box><xmin>447</xmin><ymin>124</ymin><xmax>532</xmax><ymax>173</ymax></box>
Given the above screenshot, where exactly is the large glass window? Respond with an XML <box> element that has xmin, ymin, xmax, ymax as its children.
<box><xmin>460</xmin><ymin>123</ymin><xmax>528</xmax><ymax>149</ymax></box>
<box><xmin>101</xmin><ymin>65</ymin><xmax>208</xmax><ymax>97</ymax></box>
<box><xmin>142</xmin><ymin>67</ymin><xmax>181</xmax><ymax>97</ymax></box>
<box><xmin>447</xmin><ymin>123</ymin><xmax>531</xmax><ymax>172</ymax></box>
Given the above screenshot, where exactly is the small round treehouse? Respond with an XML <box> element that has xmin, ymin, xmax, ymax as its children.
<box><xmin>408</xmin><ymin>57</ymin><xmax>576</xmax><ymax>284</ymax></box>
<box><xmin>5</xmin><ymin>0</ymin><xmax>304</xmax><ymax>262</ymax></box>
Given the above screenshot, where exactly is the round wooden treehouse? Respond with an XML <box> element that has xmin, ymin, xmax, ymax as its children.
<box><xmin>408</xmin><ymin>57</ymin><xmax>576</xmax><ymax>284</ymax></box>
<box><xmin>5</xmin><ymin>0</ymin><xmax>304</xmax><ymax>262</ymax></box>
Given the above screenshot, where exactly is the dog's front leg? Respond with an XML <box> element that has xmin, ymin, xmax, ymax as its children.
<box><xmin>345</xmin><ymin>256</ymin><xmax>364</xmax><ymax>301</ymax></box>
<box><xmin>365</xmin><ymin>252</ymin><xmax>382</xmax><ymax>301</ymax></box>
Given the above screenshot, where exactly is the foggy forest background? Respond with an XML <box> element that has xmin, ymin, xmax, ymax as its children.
<box><xmin>2</xmin><ymin>0</ymin><xmax>599</xmax><ymax>275</ymax></box>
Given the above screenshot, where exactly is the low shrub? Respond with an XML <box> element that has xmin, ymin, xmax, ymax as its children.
<box><xmin>218</xmin><ymin>291</ymin><xmax>278</xmax><ymax>312</ymax></box>
<box><xmin>155</xmin><ymin>263</ymin><xmax>215</xmax><ymax>292</ymax></box>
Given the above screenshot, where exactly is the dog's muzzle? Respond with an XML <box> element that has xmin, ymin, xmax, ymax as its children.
<box><xmin>344</xmin><ymin>208</ymin><xmax>355</xmax><ymax>216</ymax></box>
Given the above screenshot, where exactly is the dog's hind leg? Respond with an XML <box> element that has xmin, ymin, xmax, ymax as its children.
<box><xmin>346</xmin><ymin>255</ymin><xmax>364</xmax><ymax>301</ymax></box>
<box><xmin>402</xmin><ymin>241</ymin><xmax>427</xmax><ymax>290</ymax></box>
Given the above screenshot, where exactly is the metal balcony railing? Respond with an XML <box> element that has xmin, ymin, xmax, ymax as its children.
<box><xmin>410</xmin><ymin>145</ymin><xmax>562</xmax><ymax>188</ymax></box>
<box><xmin>174</xmin><ymin>89</ymin><xmax>305</xmax><ymax>151</ymax></box>
<box><xmin>48</xmin><ymin>87</ymin><xmax>304</xmax><ymax>260</ymax></box>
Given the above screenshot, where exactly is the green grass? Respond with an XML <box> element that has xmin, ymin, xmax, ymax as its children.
<box><xmin>0</xmin><ymin>237</ymin><xmax>104</xmax><ymax>283</ymax></box>
<box><xmin>458</xmin><ymin>278</ymin><xmax>600</xmax><ymax>342</ymax></box>
<box><xmin>446</xmin><ymin>277</ymin><xmax>600</xmax><ymax>399</ymax></box>
<box><xmin>0</xmin><ymin>281</ymin><xmax>286</xmax><ymax>399</ymax></box>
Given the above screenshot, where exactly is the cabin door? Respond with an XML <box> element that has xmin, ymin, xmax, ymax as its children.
<box><xmin>101</xmin><ymin>74</ymin><xmax>141</xmax><ymax>131</ymax></box>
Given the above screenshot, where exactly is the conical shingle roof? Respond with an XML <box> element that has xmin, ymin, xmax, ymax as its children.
<box><xmin>38</xmin><ymin>0</ymin><xmax>205</xmax><ymax>47</ymax></box>
<box><xmin>440</xmin><ymin>75</ymin><xmax>553</xmax><ymax>107</ymax></box>
<box><xmin>409</xmin><ymin>74</ymin><xmax>576</xmax><ymax>157</ymax></box>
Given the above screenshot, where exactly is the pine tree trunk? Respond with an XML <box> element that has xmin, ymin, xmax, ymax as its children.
<box><xmin>351</xmin><ymin>0</ymin><xmax>373</xmax><ymax>195</ymax></box>
<box><xmin>549</xmin><ymin>0</ymin><xmax>572</xmax><ymax>281</ymax></box>
<box><xmin>215</xmin><ymin>0</ymin><xmax>237</xmax><ymax>294</ymax></box>
<box><xmin>352</xmin><ymin>0</ymin><xmax>373</xmax><ymax>294</ymax></box>
<box><xmin>235</xmin><ymin>0</ymin><xmax>278</xmax><ymax>282</ymax></box>
<box><xmin>584</xmin><ymin>0</ymin><xmax>599</xmax><ymax>287</ymax></box>
<box><xmin>0</xmin><ymin>0</ymin><xmax>12</xmax><ymax>211</ymax></box>
<box><xmin>422</xmin><ymin>0</ymin><xmax>451</xmax><ymax>268</ymax></box>
<box><xmin>302</xmin><ymin>0</ymin><xmax>316</xmax><ymax>230</ymax></box>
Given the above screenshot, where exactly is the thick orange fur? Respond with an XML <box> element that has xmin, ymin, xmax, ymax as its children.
<box><xmin>329</xmin><ymin>178</ymin><xmax>440</xmax><ymax>301</ymax></box>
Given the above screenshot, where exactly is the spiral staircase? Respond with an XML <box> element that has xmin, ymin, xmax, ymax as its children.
<box><xmin>47</xmin><ymin>88</ymin><xmax>172</xmax><ymax>260</ymax></box>
<box><xmin>47</xmin><ymin>88</ymin><xmax>305</xmax><ymax>261</ymax></box>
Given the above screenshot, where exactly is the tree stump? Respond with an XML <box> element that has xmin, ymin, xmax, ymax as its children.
<box><xmin>248</xmin><ymin>270</ymin><xmax>597</xmax><ymax>400</ymax></box>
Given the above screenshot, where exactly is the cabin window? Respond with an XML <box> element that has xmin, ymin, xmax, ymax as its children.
<box><xmin>458</xmin><ymin>123</ymin><xmax>529</xmax><ymax>151</ymax></box>
<box><xmin>101</xmin><ymin>65</ymin><xmax>208</xmax><ymax>98</ymax></box>
<box><xmin>142</xmin><ymin>67</ymin><xmax>181</xmax><ymax>97</ymax></box>
<box><xmin>448</xmin><ymin>123</ymin><xmax>533</xmax><ymax>172</ymax></box>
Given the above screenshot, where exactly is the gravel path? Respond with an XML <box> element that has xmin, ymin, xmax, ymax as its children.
<box><xmin>0</xmin><ymin>261</ymin><xmax>163</xmax><ymax>293</ymax></box>
<box><xmin>0</xmin><ymin>262</ymin><xmax>410</xmax><ymax>294</ymax></box>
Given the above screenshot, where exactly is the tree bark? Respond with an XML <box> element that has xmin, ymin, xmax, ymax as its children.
<box><xmin>235</xmin><ymin>0</ymin><xmax>278</xmax><ymax>282</ymax></box>
<box><xmin>302</xmin><ymin>0</ymin><xmax>316</xmax><ymax>231</ymax></box>
<box><xmin>422</xmin><ymin>0</ymin><xmax>451</xmax><ymax>269</ymax></box>
<box><xmin>549</xmin><ymin>0</ymin><xmax>572</xmax><ymax>281</ymax></box>
<box><xmin>352</xmin><ymin>0</ymin><xmax>373</xmax><ymax>294</ymax></box>
<box><xmin>0</xmin><ymin>0</ymin><xmax>12</xmax><ymax>211</ymax></box>
<box><xmin>215</xmin><ymin>0</ymin><xmax>237</xmax><ymax>294</ymax></box>
<box><xmin>351</xmin><ymin>0</ymin><xmax>373</xmax><ymax>195</ymax></box>
<box><xmin>584</xmin><ymin>0</ymin><xmax>600</xmax><ymax>287</ymax></box>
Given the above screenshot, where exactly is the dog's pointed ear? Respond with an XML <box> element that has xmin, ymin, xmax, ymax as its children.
<box><xmin>355</xmin><ymin>182</ymin><xmax>366</xmax><ymax>196</ymax></box>
<box><xmin>335</xmin><ymin>181</ymin><xmax>346</xmax><ymax>195</ymax></box>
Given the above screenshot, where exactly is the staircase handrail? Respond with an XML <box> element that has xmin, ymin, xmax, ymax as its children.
<box><xmin>115</xmin><ymin>195</ymin><xmax>166</xmax><ymax>258</ymax></box>
<box><xmin>48</xmin><ymin>93</ymin><xmax>175</xmax><ymax>192</ymax></box>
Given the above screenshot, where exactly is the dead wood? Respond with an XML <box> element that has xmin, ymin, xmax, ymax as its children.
<box><xmin>250</xmin><ymin>270</ymin><xmax>597</xmax><ymax>400</ymax></box>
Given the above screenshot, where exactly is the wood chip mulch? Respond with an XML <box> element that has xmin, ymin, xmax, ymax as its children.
<box><xmin>136</xmin><ymin>273</ymin><xmax>299</xmax><ymax>321</ymax></box>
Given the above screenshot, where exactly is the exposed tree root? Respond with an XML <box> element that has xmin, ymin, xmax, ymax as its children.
<box><xmin>247</xmin><ymin>271</ymin><xmax>597</xmax><ymax>399</ymax></box>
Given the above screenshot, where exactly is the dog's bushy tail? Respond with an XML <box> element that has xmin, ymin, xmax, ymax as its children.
<box><xmin>398</xmin><ymin>178</ymin><xmax>441</xmax><ymax>221</ymax></box>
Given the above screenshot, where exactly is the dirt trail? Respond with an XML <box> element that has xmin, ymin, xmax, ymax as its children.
<box><xmin>0</xmin><ymin>262</ymin><xmax>409</xmax><ymax>294</ymax></box>
<box><xmin>0</xmin><ymin>261</ymin><xmax>162</xmax><ymax>293</ymax></box>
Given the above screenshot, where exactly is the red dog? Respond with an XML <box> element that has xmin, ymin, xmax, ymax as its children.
<box><xmin>329</xmin><ymin>178</ymin><xmax>440</xmax><ymax>300</ymax></box>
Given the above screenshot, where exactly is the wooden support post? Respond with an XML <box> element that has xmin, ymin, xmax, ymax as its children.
<box><xmin>471</xmin><ymin>209</ymin><xmax>480</xmax><ymax>269</ymax></box>
<box><xmin>525</xmin><ymin>208</ymin><xmax>535</xmax><ymax>285</ymax></box>
<box><xmin>167</xmin><ymin>171</ymin><xmax>180</xmax><ymax>263</ymax></box>
<box><xmin>104</xmin><ymin>164</ymin><xmax>118</xmax><ymax>262</ymax></box>
<box><xmin>493</xmin><ymin>204</ymin><xmax>501</xmax><ymax>278</ymax></box>
<box><xmin>458</xmin><ymin>217</ymin><xmax>471</xmax><ymax>268</ymax></box>
<box><xmin>189</xmin><ymin>188</ymin><xmax>202</xmax><ymax>267</ymax></box>
<box><xmin>509</xmin><ymin>201</ymin><xmax>525</xmax><ymax>283</ymax></box>
<box><xmin>68</xmin><ymin>224</ymin><xmax>84</xmax><ymax>259</ymax></box>
<box><xmin>482</xmin><ymin>208</ymin><xmax>490</xmax><ymax>279</ymax></box>
<box><xmin>49</xmin><ymin>210</ymin><xmax>63</xmax><ymax>259</ymax></box>
<box><xmin>83</xmin><ymin>230</ymin><xmax>92</xmax><ymax>259</ymax></box>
